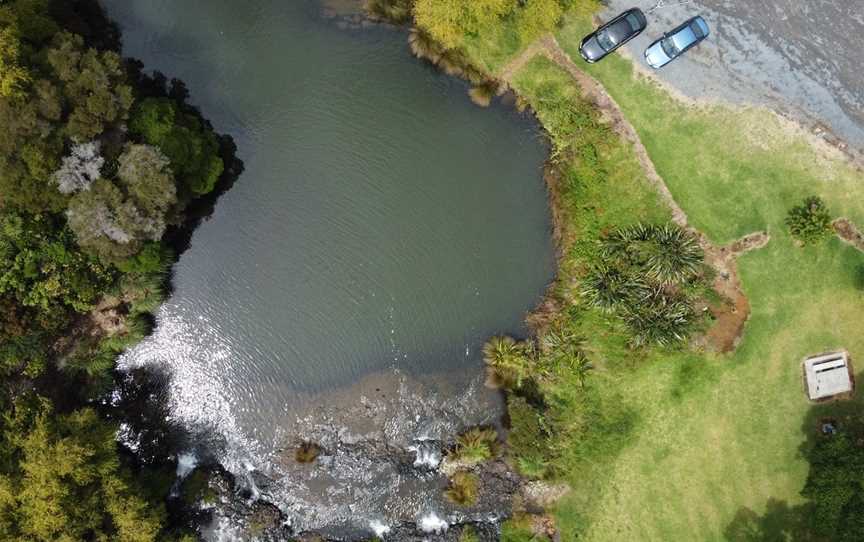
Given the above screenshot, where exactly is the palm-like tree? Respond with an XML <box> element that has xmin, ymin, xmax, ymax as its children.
<box><xmin>580</xmin><ymin>262</ymin><xmax>644</xmax><ymax>311</ymax></box>
<box><xmin>622</xmin><ymin>287</ymin><xmax>693</xmax><ymax>347</ymax></box>
<box><xmin>645</xmin><ymin>224</ymin><xmax>703</xmax><ymax>285</ymax></box>
<box><xmin>601</xmin><ymin>223</ymin><xmax>702</xmax><ymax>286</ymax></box>
<box><xmin>539</xmin><ymin>328</ymin><xmax>593</xmax><ymax>386</ymax></box>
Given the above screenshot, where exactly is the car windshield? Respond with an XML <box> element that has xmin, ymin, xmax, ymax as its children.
<box><xmin>597</xmin><ymin>29</ymin><xmax>616</xmax><ymax>51</ymax></box>
<box><xmin>661</xmin><ymin>37</ymin><xmax>680</xmax><ymax>57</ymax></box>
<box><xmin>625</xmin><ymin>13</ymin><xmax>642</xmax><ymax>31</ymax></box>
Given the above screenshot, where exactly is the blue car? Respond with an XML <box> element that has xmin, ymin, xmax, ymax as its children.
<box><xmin>644</xmin><ymin>16</ymin><xmax>709</xmax><ymax>69</ymax></box>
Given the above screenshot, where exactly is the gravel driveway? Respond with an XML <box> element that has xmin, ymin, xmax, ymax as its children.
<box><xmin>600</xmin><ymin>0</ymin><xmax>864</xmax><ymax>154</ymax></box>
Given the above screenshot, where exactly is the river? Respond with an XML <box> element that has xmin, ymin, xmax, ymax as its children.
<box><xmin>105</xmin><ymin>0</ymin><xmax>553</xmax><ymax>537</ymax></box>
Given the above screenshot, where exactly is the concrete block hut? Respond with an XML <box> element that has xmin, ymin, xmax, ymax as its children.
<box><xmin>803</xmin><ymin>351</ymin><xmax>853</xmax><ymax>401</ymax></box>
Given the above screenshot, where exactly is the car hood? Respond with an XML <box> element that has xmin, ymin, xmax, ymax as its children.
<box><xmin>580</xmin><ymin>35</ymin><xmax>605</xmax><ymax>61</ymax></box>
<box><xmin>644</xmin><ymin>42</ymin><xmax>671</xmax><ymax>68</ymax></box>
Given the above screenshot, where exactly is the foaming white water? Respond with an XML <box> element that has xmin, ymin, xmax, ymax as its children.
<box><xmin>369</xmin><ymin>519</ymin><xmax>391</xmax><ymax>537</ymax></box>
<box><xmin>418</xmin><ymin>512</ymin><xmax>448</xmax><ymax>534</ymax></box>
<box><xmin>176</xmin><ymin>452</ymin><xmax>199</xmax><ymax>479</ymax></box>
<box><xmin>408</xmin><ymin>438</ymin><xmax>441</xmax><ymax>469</ymax></box>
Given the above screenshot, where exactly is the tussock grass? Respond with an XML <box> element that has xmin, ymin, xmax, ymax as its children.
<box><xmin>444</xmin><ymin>471</ymin><xmax>481</xmax><ymax>507</ymax></box>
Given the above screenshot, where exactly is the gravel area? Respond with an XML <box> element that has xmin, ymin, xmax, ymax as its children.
<box><xmin>600</xmin><ymin>0</ymin><xmax>864</xmax><ymax>154</ymax></box>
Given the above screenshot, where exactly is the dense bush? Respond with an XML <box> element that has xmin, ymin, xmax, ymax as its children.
<box><xmin>0</xmin><ymin>401</ymin><xmax>164</xmax><ymax>541</ymax></box>
<box><xmin>785</xmin><ymin>195</ymin><xmax>833</xmax><ymax>245</ymax></box>
<box><xmin>506</xmin><ymin>396</ymin><xmax>550</xmax><ymax>477</ymax></box>
<box><xmin>800</xmin><ymin>430</ymin><xmax>864</xmax><ymax>540</ymax></box>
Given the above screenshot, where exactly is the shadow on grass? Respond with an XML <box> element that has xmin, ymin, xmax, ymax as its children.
<box><xmin>724</xmin><ymin>369</ymin><xmax>864</xmax><ymax>541</ymax></box>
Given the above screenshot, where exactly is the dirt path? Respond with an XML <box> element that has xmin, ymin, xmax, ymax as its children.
<box><xmin>834</xmin><ymin>218</ymin><xmax>864</xmax><ymax>252</ymax></box>
<box><xmin>501</xmin><ymin>35</ymin><xmax>767</xmax><ymax>352</ymax></box>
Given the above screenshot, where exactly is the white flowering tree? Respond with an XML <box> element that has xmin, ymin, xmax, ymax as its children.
<box><xmin>67</xmin><ymin>144</ymin><xmax>177</xmax><ymax>262</ymax></box>
<box><xmin>52</xmin><ymin>141</ymin><xmax>104</xmax><ymax>194</ymax></box>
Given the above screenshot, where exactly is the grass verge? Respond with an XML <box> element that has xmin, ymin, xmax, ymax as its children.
<box><xmin>475</xmin><ymin>10</ymin><xmax>864</xmax><ymax>542</ymax></box>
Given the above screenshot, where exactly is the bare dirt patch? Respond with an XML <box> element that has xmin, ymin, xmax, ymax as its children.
<box><xmin>834</xmin><ymin>218</ymin><xmax>864</xmax><ymax>252</ymax></box>
<box><xmin>700</xmin><ymin>232</ymin><xmax>770</xmax><ymax>353</ymax></box>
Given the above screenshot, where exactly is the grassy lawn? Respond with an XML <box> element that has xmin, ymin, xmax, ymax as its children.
<box><xmin>484</xmin><ymin>12</ymin><xmax>864</xmax><ymax>542</ymax></box>
<box><xmin>556</xmin><ymin>14</ymin><xmax>864</xmax><ymax>244</ymax></box>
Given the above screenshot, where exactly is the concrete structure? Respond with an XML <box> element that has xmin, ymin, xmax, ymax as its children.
<box><xmin>803</xmin><ymin>351</ymin><xmax>853</xmax><ymax>401</ymax></box>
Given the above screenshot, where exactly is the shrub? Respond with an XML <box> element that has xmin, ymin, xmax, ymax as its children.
<box><xmin>785</xmin><ymin>196</ymin><xmax>833</xmax><ymax>245</ymax></box>
<box><xmin>452</xmin><ymin>427</ymin><xmax>498</xmax><ymax>464</ymax></box>
<box><xmin>482</xmin><ymin>335</ymin><xmax>534</xmax><ymax>389</ymax></box>
<box><xmin>459</xmin><ymin>525</ymin><xmax>480</xmax><ymax>542</ymax></box>
<box><xmin>444</xmin><ymin>471</ymin><xmax>480</xmax><ymax>506</ymax></box>
<box><xmin>366</xmin><ymin>0</ymin><xmax>414</xmax><ymax>23</ymax></box>
<box><xmin>295</xmin><ymin>441</ymin><xmax>322</xmax><ymax>463</ymax></box>
<box><xmin>500</xmin><ymin>514</ymin><xmax>542</xmax><ymax>542</ymax></box>
<box><xmin>506</xmin><ymin>396</ymin><xmax>550</xmax><ymax>477</ymax></box>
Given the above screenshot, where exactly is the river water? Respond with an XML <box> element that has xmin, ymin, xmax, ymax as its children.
<box><xmin>106</xmin><ymin>0</ymin><xmax>553</xmax><ymax>537</ymax></box>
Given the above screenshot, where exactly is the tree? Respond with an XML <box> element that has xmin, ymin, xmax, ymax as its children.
<box><xmin>785</xmin><ymin>195</ymin><xmax>833</xmax><ymax>245</ymax></box>
<box><xmin>129</xmin><ymin>97</ymin><xmax>224</xmax><ymax>196</ymax></box>
<box><xmin>0</xmin><ymin>78</ymin><xmax>65</xmax><ymax>212</ymax></box>
<box><xmin>0</xmin><ymin>400</ymin><xmax>164</xmax><ymax>541</ymax></box>
<box><xmin>0</xmin><ymin>0</ymin><xmax>59</xmax><ymax>45</ymax></box>
<box><xmin>0</xmin><ymin>25</ymin><xmax>31</xmax><ymax>99</ymax></box>
<box><xmin>0</xmin><ymin>210</ymin><xmax>112</xmax><ymax>314</ymax></box>
<box><xmin>413</xmin><ymin>0</ymin><xmax>517</xmax><ymax>49</ymax></box>
<box><xmin>516</xmin><ymin>0</ymin><xmax>564</xmax><ymax>41</ymax></box>
<box><xmin>52</xmin><ymin>140</ymin><xmax>103</xmax><ymax>193</ymax></box>
<box><xmin>46</xmin><ymin>31</ymin><xmax>133</xmax><ymax>140</ymax></box>
<box><xmin>67</xmin><ymin>144</ymin><xmax>176</xmax><ymax>262</ymax></box>
<box><xmin>801</xmin><ymin>430</ymin><xmax>864</xmax><ymax>541</ymax></box>
<box><xmin>117</xmin><ymin>143</ymin><xmax>177</xmax><ymax>213</ymax></box>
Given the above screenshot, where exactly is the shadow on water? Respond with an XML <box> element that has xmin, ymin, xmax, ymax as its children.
<box><xmin>51</xmin><ymin>0</ymin><xmax>122</xmax><ymax>51</ymax></box>
<box><xmin>723</xmin><ymin>369</ymin><xmax>864</xmax><ymax>542</ymax></box>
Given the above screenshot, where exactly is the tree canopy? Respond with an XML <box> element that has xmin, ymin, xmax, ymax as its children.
<box><xmin>413</xmin><ymin>0</ymin><xmax>517</xmax><ymax>49</ymax></box>
<box><xmin>0</xmin><ymin>400</ymin><xmax>163</xmax><ymax>541</ymax></box>
<box><xmin>129</xmin><ymin>97</ymin><xmax>224</xmax><ymax>197</ymax></box>
<box><xmin>0</xmin><ymin>1</ymin><xmax>234</xmax><ymax>539</ymax></box>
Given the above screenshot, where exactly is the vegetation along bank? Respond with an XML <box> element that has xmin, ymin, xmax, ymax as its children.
<box><xmin>370</xmin><ymin>0</ymin><xmax>864</xmax><ymax>540</ymax></box>
<box><xmin>0</xmin><ymin>1</ymin><xmax>243</xmax><ymax>539</ymax></box>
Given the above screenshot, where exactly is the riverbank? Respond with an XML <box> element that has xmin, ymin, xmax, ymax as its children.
<box><xmin>0</xmin><ymin>1</ymin><xmax>243</xmax><ymax>540</ymax></box>
<box><xmin>380</xmin><ymin>2</ymin><xmax>864</xmax><ymax>540</ymax></box>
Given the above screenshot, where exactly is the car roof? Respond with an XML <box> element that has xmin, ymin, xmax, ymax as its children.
<box><xmin>607</xmin><ymin>18</ymin><xmax>634</xmax><ymax>41</ymax></box>
<box><xmin>671</xmin><ymin>25</ymin><xmax>698</xmax><ymax>49</ymax></box>
<box><xmin>669</xmin><ymin>16</ymin><xmax>708</xmax><ymax>49</ymax></box>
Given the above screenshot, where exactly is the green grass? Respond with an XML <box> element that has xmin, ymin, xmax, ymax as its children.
<box><xmin>556</xmin><ymin>13</ymin><xmax>864</xmax><ymax>244</ymax></box>
<box><xmin>462</xmin><ymin>16</ymin><xmax>525</xmax><ymax>74</ymax></box>
<box><xmin>464</xmin><ymin>10</ymin><xmax>864</xmax><ymax>542</ymax></box>
<box><xmin>503</xmin><ymin>12</ymin><xmax>864</xmax><ymax>542</ymax></box>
